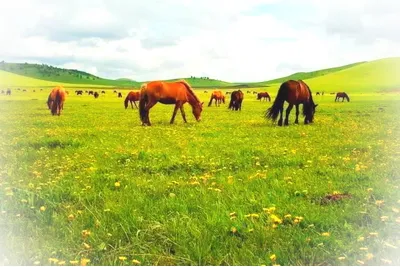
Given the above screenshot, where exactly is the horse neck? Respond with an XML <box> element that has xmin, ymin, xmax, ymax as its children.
<box><xmin>186</xmin><ymin>89</ymin><xmax>200</xmax><ymax>107</ymax></box>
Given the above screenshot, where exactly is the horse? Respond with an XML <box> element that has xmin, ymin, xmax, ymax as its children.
<box><xmin>265</xmin><ymin>80</ymin><xmax>317</xmax><ymax>126</ymax></box>
<box><xmin>6</xmin><ymin>89</ymin><xmax>11</xmax><ymax>95</ymax></box>
<box><xmin>316</xmin><ymin>92</ymin><xmax>320</xmax><ymax>95</ymax></box>
<box><xmin>47</xmin><ymin>86</ymin><xmax>66</xmax><ymax>116</ymax></box>
<box><xmin>124</xmin><ymin>91</ymin><xmax>140</xmax><ymax>109</ymax></box>
<box><xmin>139</xmin><ymin>80</ymin><xmax>203</xmax><ymax>126</ymax></box>
<box><xmin>228</xmin><ymin>90</ymin><xmax>244</xmax><ymax>111</ymax></box>
<box><xmin>101</xmin><ymin>91</ymin><xmax>106</xmax><ymax>94</ymax></box>
<box><xmin>88</xmin><ymin>91</ymin><xmax>94</xmax><ymax>95</ymax></box>
<box><xmin>118</xmin><ymin>92</ymin><xmax>123</xmax><ymax>98</ymax></box>
<box><xmin>257</xmin><ymin>92</ymin><xmax>271</xmax><ymax>101</ymax></box>
<box><xmin>335</xmin><ymin>92</ymin><xmax>350</xmax><ymax>102</ymax></box>
<box><xmin>94</xmin><ymin>92</ymin><xmax>99</xmax><ymax>98</ymax></box>
<box><xmin>75</xmin><ymin>90</ymin><xmax>83</xmax><ymax>95</ymax></box>
<box><xmin>226</xmin><ymin>91</ymin><xmax>231</xmax><ymax>95</ymax></box>
<box><xmin>208</xmin><ymin>90</ymin><xmax>225</xmax><ymax>107</ymax></box>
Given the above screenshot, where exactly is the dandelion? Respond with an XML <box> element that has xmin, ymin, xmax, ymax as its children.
<box><xmin>83</xmin><ymin>242</ymin><xmax>91</xmax><ymax>249</ymax></box>
<box><xmin>214</xmin><ymin>188</ymin><xmax>222</xmax><ymax>192</ymax></box>
<box><xmin>369</xmin><ymin>232</ymin><xmax>378</xmax><ymax>237</ymax></box>
<box><xmin>33</xmin><ymin>261</ymin><xmax>41</xmax><ymax>265</ymax></box>
<box><xmin>230</xmin><ymin>227</ymin><xmax>237</xmax><ymax>233</ymax></box>
<box><xmin>132</xmin><ymin>259</ymin><xmax>141</xmax><ymax>265</ymax></box>
<box><xmin>357</xmin><ymin>236</ymin><xmax>365</xmax><ymax>242</ymax></box>
<box><xmin>69</xmin><ymin>260</ymin><xmax>79</xmax><ymax>265</ymax></box>
<box><xmin>357</xmin><ymin>260</ymin><xmax>365</xmax><ymax>265</ymax></box>
<box><xmin>270</xmin><ymin>214</ymin><xmax>282</xmax><ymax>224</ymax></box>
<box><xmin>284</xmin><ymin>214</ymin><xmax>291</xmax><ymax>219</ymax></box>
<box><xmin>114</xmin><ymin>181</ymin><xmax>121</xmax><ymax>188</ymax></box>
<box><xmin>81</xmin><ymin>229</ymin><xmax>91</xmax><ymax>238</ymax></box>
<box><xmin>57</xmin><ymin>260</ymin><xmax>66</xmax><ymax>265</ymax></box>
<box><xmin>245</xmin><ymin>213</ymin><xmax>260</xmax><ymax>219</ymax></box>
<box><xmin>270</xmin><ymin>254</ymin><xmax>276</xmax><ymax>262</ymax></box>
<box><xmin>119</xmin><ymin>256</ymin><xmax>127</xmax><ymax>261</ymax></box>
<box><xmin>48</xmin><ymin>258</ymin><xmax>59</xmax><ymax>264</ymax></box>
<box><xmin>229</xmin><ymin>212</ymin><xmax>237</xmax><ymax>217</ymax></box>
<box><xmin>263</xmin><ymin>207</ymin><xmax>276</xmax><ymax>214</ymax></box>
<box><xmin>366</xmin><ymin>188</ymin><xmax>373</xmax><ymax>192</ymax></box>
<box><xmin>321</xmin><ymin>232</ymin><xmax>330</xmax><ymax>237</ymax></box>
<box><xmin>80</xmin><ymin>258</ymin><xmax>90</xmax><ymax>266</ymax></box>
<box><xmin>381</xmin><ymin>258</ymin><xmax>392</xmax><ymax>264</ymax></box>
<box><xmin>359</xmin><ymin>247</ymin><xmax>368</xmax><ymax>251</ymax></box>
<box><xmin>68</xmin><ymin>214</ymin><xmax>75</xmax><ymax>221</ymax></box>
<box><xmin>380</xmin><ymin>216</ymin><xmax>389</xmax><ymax>222</ymax></box>
<box><xmin>338</xmin><ymin>257</ymin><xmax>346</xmax><ymax>260</ymax></box>
<box><xmin>169</xmin><ymin>193</ymin><xmax>176</xmax><ymax>198</ymax></box>
<box><xmin>365</xmin><ymin>253</ymin><xmax>374</xmax><ymax>260</ymax></box>
<box><xmin>40</xmin><ymin>206</ymin><xmax>46</xmax><ymax>212</ymax></box>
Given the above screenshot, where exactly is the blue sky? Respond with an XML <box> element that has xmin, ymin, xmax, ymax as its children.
<box><xmin>0</xmin><ymin>0</ymin><xmax>399</xmax><ymax>82</ymax></box>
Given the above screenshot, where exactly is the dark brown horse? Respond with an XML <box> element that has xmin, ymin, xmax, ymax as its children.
<box><xmin>265</xmin><ymin>80</ymin><xmax>317</xmax><ymax>126</ymax></box>
<box><xmin>335</xmin><ymin>92</ymin><xmax>350</xmax><ymax>102</ymax></box>
<box><xmin>47</xmin><ymin>86</ymin><xmax>67</xmax><ymax>116</ymax></box>
<box><xmin>139</xmin><ymin>80</ymin><xmax>203</xmax><ymax>126</ymax></box>
<box><xmin>257</xmin><ymin>92</ymin><xmax>271</xmax><ymax>101</ymax></box>
<box><xmin>228</xmin><ymin>90</ymin><xmax>244</xmax><ymax>111</ymax></box>
<box><xmin>124</xmin><ymin>91</ymin><xmax>140</xmax><ymax>109</ymax></box>
<box><xmin>208</xmin><ymin>90</ymin><xmax>225</xmax><ymax>107</ymax></box>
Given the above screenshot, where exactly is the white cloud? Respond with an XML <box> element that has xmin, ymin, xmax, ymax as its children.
<box><xmin>0</xmin><ymin>0</ymin><xmax>399</xmax><ymax>82</ymax></box>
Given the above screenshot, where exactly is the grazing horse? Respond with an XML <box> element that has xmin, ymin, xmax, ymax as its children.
<box><xmin>94</xmin><ymin>92</ymin><xmax>99</xmax><ymax>98</ymax></box>
<box><xmin>6</xmin><ymin>89</ymin><xmax>11</xmax><ymax>95</ymax></box>
<box><xmin>208</xmin><ymin>90</ymin><xmax>225</xmax><ymax>107</ymax></box>
<box><xmin>88</xmin><ymin>91</ymin><xmax>94</xmax><ymax>95</ymax></box>
<box><xmin>47</xmin><ymin>86</ymin><xmax>66</xmax><ymax>116</ymax></box>
<box><xmin>257</xmin><ymin>92</ymin><xmax>271</xmax><ymax>101</ymax></box>
<box><xmin>124</xmin><ymin>91</ymin><xmax>140</xmax><ymax>109</ymax></box>
<box><xmin>265</xmin><ymin>80</ymin><xmax>317</xmax><ymax>126</ymax></box>
<box><xmin>316</xmin><ymin>92</ymin><xmax>320</xmax><ymax>95</ymax></box>
<box><xmin>101</xmin><ymin>91</ymin><xmax>106</xmax><ymax>94</ymax></box>
<box><xmin>335</xmin><ymin>92</ymin><xmax>350</xmax><ymax>102</ymax></box>
<box><xmin>118</xmin><ymin>92</ymin><xmax>123</xmax><ymax>98</ymax></box>
<box><xmin>75</xmin><ymin>90</ymin><xmax>83</xmax><ymax>95</ymax></box>
<box><xmin>226</xmin><ymin>91</ymin><xmax>231</xmax><ymax>95</ymax></box>
<box><xmin>139</xmin><ymin>80</ymin><xmax>203</xmax><ymax>126</ymax></box>
<box><xmin>229</xmin><ymin>90</ymin><xmax>244</xmax><ymax>111</ymax></box>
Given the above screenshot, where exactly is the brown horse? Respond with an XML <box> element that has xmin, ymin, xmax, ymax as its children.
<box><xmin>335</xmin><ymin>92</ymin><xmax>350</xmax><ymax>102</ymax></box>
<box><xmin>265</xmin><ymin>80</ymin><xmax>317</xmax><ymax>126</ymax></box>
<box><xmin>139</xmin><ymin>80</ymin><xmax>204</xmax><ymax>126</ymax></box>
<box><xmin>208</xmin><ymin>90</ymin><xmax>225</xmax><ymax>107</ymax></box>
<box><xmin>124</xmin><ymin>91</ymin><xmax>140</xmax><ymax>109</ymax></box>
<box><xmin>47</xmin><ymin>86</ymin><xmax>66</xmax><ymax>116</ymax></box>
<box><xmin>257</xmin><ymin>92</ymin><xmax>271</xmax><ymax>101</ymax></box>
<box><xmin>228</xmin><ymin>90</ymin><xmax>244</xmax><ymax>111</ymax></box>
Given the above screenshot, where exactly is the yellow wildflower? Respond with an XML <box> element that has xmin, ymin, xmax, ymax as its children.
<box><xmin>321</xmin><ymin>232</ymin><xmax>330</xmax><ymax>237</ymax></box>
<box><xmin>359</xmin><ymin>247</ymin><xmax>368</xmax><ymax>251</ymax></box>
<box><xmin>81</xmin><ymin>229</ymin><xmax>91</xmax><ymax>238</ymax></box>
<box><xmin>230</xmin><ymin>227</ymin><xmax>237</xmax><ymax>233</ymax></box>
<box><xmin>365</xmin><ymin>253</ymin><xmax>373</xmax><ymax>260</ymax></box>
<box><xmin>263</xmin><ymin>207</ymin><xmax>276</xmax><ymax>214</ymax></box>
<box><xmin>48</xmin><ymin>258</ymin><xmax>59</xmax><ymax>264</ymax></box>
<box><xmin>338</xmin><ymin>257</ymin><xmax>346</xmax><ymax>260</ymax></box>
<box><xmin>69</xmin><ymin>260</ymin><xmax>79</xmax><ymax>265</ymax></box>
<box><xmin>57</xmin><ymin>261</ymin><xmax>66</xmax><ymax>265</ymax></box>
<box><xmin>357</xmin><ymin>260</ymin><xmax>364</xmax><ymax>265</ymax></box>
<box><xmin>132</xmin><ymin>259</ymin><xmax>141</xmax><ymax>265</ymax></box>
<box><xmin>270</xmin><ymin>254</ymin><xmax>276</xmax><ymax>262</ymax></box>
<box><xmin>83</xmin><ymin>242</ymin><xmax>91</xmax><ymax>249</ymax></box>
<box><xmin>40</xmin><ymin>206</ymin><xmax>46</xmax><ymax>212</ymax></box>
<box><xmin>358</xmin><ymin>236</ymin><xmax>365</xmax><ymax>242</ymax></box>
<box><xmin>366</xmin><ymin>188</ymin><xmax>373</xmax><ymax>192</ymax></box>
<box><xmin>68</xmin><ymin>214</ymin><xmax>75</xmax><ymax>221</ymax></box>
<box><xmin>284</xmin><ymin>214</ymin><xmax>292</xmax><ymax>219</ymax></box>
<box><xmin>119</xmin><ymin>256</ymin><xmax>127</xmax><ymax>261</ymax></box>
<box><xmin>80</xmin><ymin>258</ymin><xmax>90</xmax><ymax>266</ymax></box>
<box><xmin>114</xmin><ymin>181</ymin><xmax>121</xmax><ymax>188</ymax></box>
<box><xmin>270</xmin><ymin>214</ymin><xmax>282</xmax><ymax>224</ymax></box>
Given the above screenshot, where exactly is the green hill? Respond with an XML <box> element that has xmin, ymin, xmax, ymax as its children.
<box><xmin>304</xmin><ymin>57</ymin><xmax>400</xmax><ymax>93</ymax></box>
<box><xmin>0</xmin><ymin>62</ymin><xmax>140</xmax><ymax>87</ymax></box>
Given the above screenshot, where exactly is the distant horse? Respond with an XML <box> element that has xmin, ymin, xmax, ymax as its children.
<box><xmin>94</xmin><ymin>92</ymin><xmax>99</xmax><ymax>98</ymax></box>
<box><xmin>265</xmin><ymin>80</ymin><xmax>317</xmax><ymax>126</ymax></box>
<box><xmin>47</xmin><ymin>86</ymin><xmax>66</xmax><ymax>116</ymax></box>
<box><xmin>101</xmin><ymin>91</ymin><xmax>106</xmax><ymax>94</ymax></box>
<box><xmin>88</xmin><ymin>91</ymin><xmax>94</xmax><ymax>95</ymax></box>
<box><xmin>247</xmin><ymin>90</ymin><xmax>251</xmax><ymax>93</ymax></box>
<box><xmin>204</xmin><ymin>91</ymin><xmax>208</xmax><ymax>93</ymax></box>
<box><xmin>208</xmin><ymin>90</ymin><xmax>225</xmax><ymax>107</ymax></box>
<box><xmin>257</xmin><ymin>92</ymin><xmax>271</xmax><ymax>101</ymax></box>
<box><xmin>139</xmin><ymin>80</ymin><xmax>203</xmax><ymax>126</ymax></box>
<box><xmin>335</xmin><ymin>92</ymin><xmax>350</xmax><ymax>102</ymax></box>
<box><xmin>316</xmin><ymin>92</ymin><xmax>320</xmax><ymax>95</ymax></box>
<box><xmin>76</xmin><ymin>90</ymin><xmax>83</xmax><ymax>95</ymax></box>
<box><xmin>226</xmin><ymin>91</ymin><xmax>231</xmax><ymax>95</ymax></box>
<box><xmin>118</xmin><ymin>92</ymin><xmax>123</xmax><ymax>98</ymax></box>
<box><xmin>6</xmin><ymin>89</ymin><xmax>11</xmax><ymax>95</ymax></box>
<box><xmin>124</xmin><ymin>91</ymin><xmax>140</xmax><ymax>109</ymax></box>
<box><xmin>253</xmin><ymin>91</ymin><xmax>258</xmax><ymax>94</ymax></box>
<box><xmin>229</xmin><ymin>90</ymin><xmax>244</xmax><ymax>111</ymax></box>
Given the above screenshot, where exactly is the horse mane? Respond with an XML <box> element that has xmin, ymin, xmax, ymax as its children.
<box><xmin>177</xmin><ymin>80</ymin><xmax>201</xmax><ymax>104</ymax></box>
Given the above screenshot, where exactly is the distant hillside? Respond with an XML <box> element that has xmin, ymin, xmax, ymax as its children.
<box><xmin>0</xmin><ymin>62</ymin><xmax>140</xmax><ymax>87</ymax></box>
<box><xmin>155</xmin><ymin>77</ymin><xmax>238</xmax><ymax>88</ymax></box>
<box><xmin>246</xmin><ymin>61</ymin><xmax>366</xmax><ymax>87</ymax></box>
<box><xmin>304</xmin><ymin>57</ymin><xmax>400</xmax><ymax>93</ymax></box>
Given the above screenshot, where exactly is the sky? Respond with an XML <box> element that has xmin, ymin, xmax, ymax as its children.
<box><xmin>0</xmin><ymin>0</ymin><xmax>399</xmax><ymax>82</ymax></box>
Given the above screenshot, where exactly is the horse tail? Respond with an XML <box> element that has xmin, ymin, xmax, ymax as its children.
<box><xmin>124</xmin><ymin>93</ymin><xmax>130</xmax><ymax>109</ymax></box>
<box><xmin>51</xmin><ymin>88</ymin><xmax>62</xmax><ymax>115</ymax></box>
<box><xmin>139</xmin><ymin>84</ymin><xmax>148</xmax><ymax>123</ymax></box>
<box><xmin>265</xmin><ymin>84</ymin><xmax>286</xmax><ymax>121</ymax></box>
<box><xmin>208</xmin><ymin>94</ymin><xmax>214</xmax><ymax>107</ymax></box>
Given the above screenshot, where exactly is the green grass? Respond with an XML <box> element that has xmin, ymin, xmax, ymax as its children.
<box><xmin>0</xmin><ymin>88</ymin><xmax>399</xmax><ymax>266</ymax></box>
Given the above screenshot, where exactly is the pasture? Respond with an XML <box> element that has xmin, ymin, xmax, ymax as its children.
<box><xmin>0</xmin><ymin>88</ymin><xmax>399</xmax><ymax>266</ymax></box>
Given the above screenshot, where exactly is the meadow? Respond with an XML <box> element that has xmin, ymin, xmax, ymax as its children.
<box><xmin>0</xmin><ymin>87</ymin><xmax>399</xmax><ymax>266</ymax></box>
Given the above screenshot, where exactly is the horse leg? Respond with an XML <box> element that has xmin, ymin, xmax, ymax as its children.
<box><xmin>284</xmin><ymin>104</ymin><xmax>293</xmax><ymax>126</ymax></box>
<box><xmin>143</xmin><ymin>100</ymin><xmax>157</xmax><ymax>126</ymax></box>
<box><xmin>130</xmin><ymin>100</ymin><xmax>134</xmax><ymax>109</ymax></box>
<box><xmin>294</xmin><ymin>104</ymin><xmax>300</xmax><ymax>124</ymax></box>
<box><xmin>170</xmin><ymin>103</ymin><xmax>181</xmax><ymax>124</ymax></box>
<box><xmin>133</xmin><ymin>101</ymin><xmax>138</xmax><ymax>109</ymax></box>
<box><xmin>179</xmin><ymin>106</ymin><xmax>187</xmax><ymax>123</ymax></box>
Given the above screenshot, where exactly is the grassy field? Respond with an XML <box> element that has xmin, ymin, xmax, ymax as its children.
<box><xmin>0</xmin><ymin>88</ymin><xmax>399</xmax><ymax>266</ymax></box>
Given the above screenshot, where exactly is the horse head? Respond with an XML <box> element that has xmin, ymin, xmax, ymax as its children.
<box><xmin>192</xmin><ymin>101</ymin><xmax>204</xmax><ymax>121</ymax></box>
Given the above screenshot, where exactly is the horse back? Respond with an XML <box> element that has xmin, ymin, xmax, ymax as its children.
<box><xmin>146</xmin><ymin>81</ymin><xmax>189</xmax><ymax>102</ymax></box>
<box><xmin>285</xmin><ymin>80</ymin><xmax>310</xmax><ymax>104</ymax></box>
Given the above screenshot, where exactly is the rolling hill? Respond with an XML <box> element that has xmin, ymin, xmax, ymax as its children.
<box><xmin>0</xmin><ymin>57</ymin><xmax>399</xmax><ymax>92</ymax></box>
